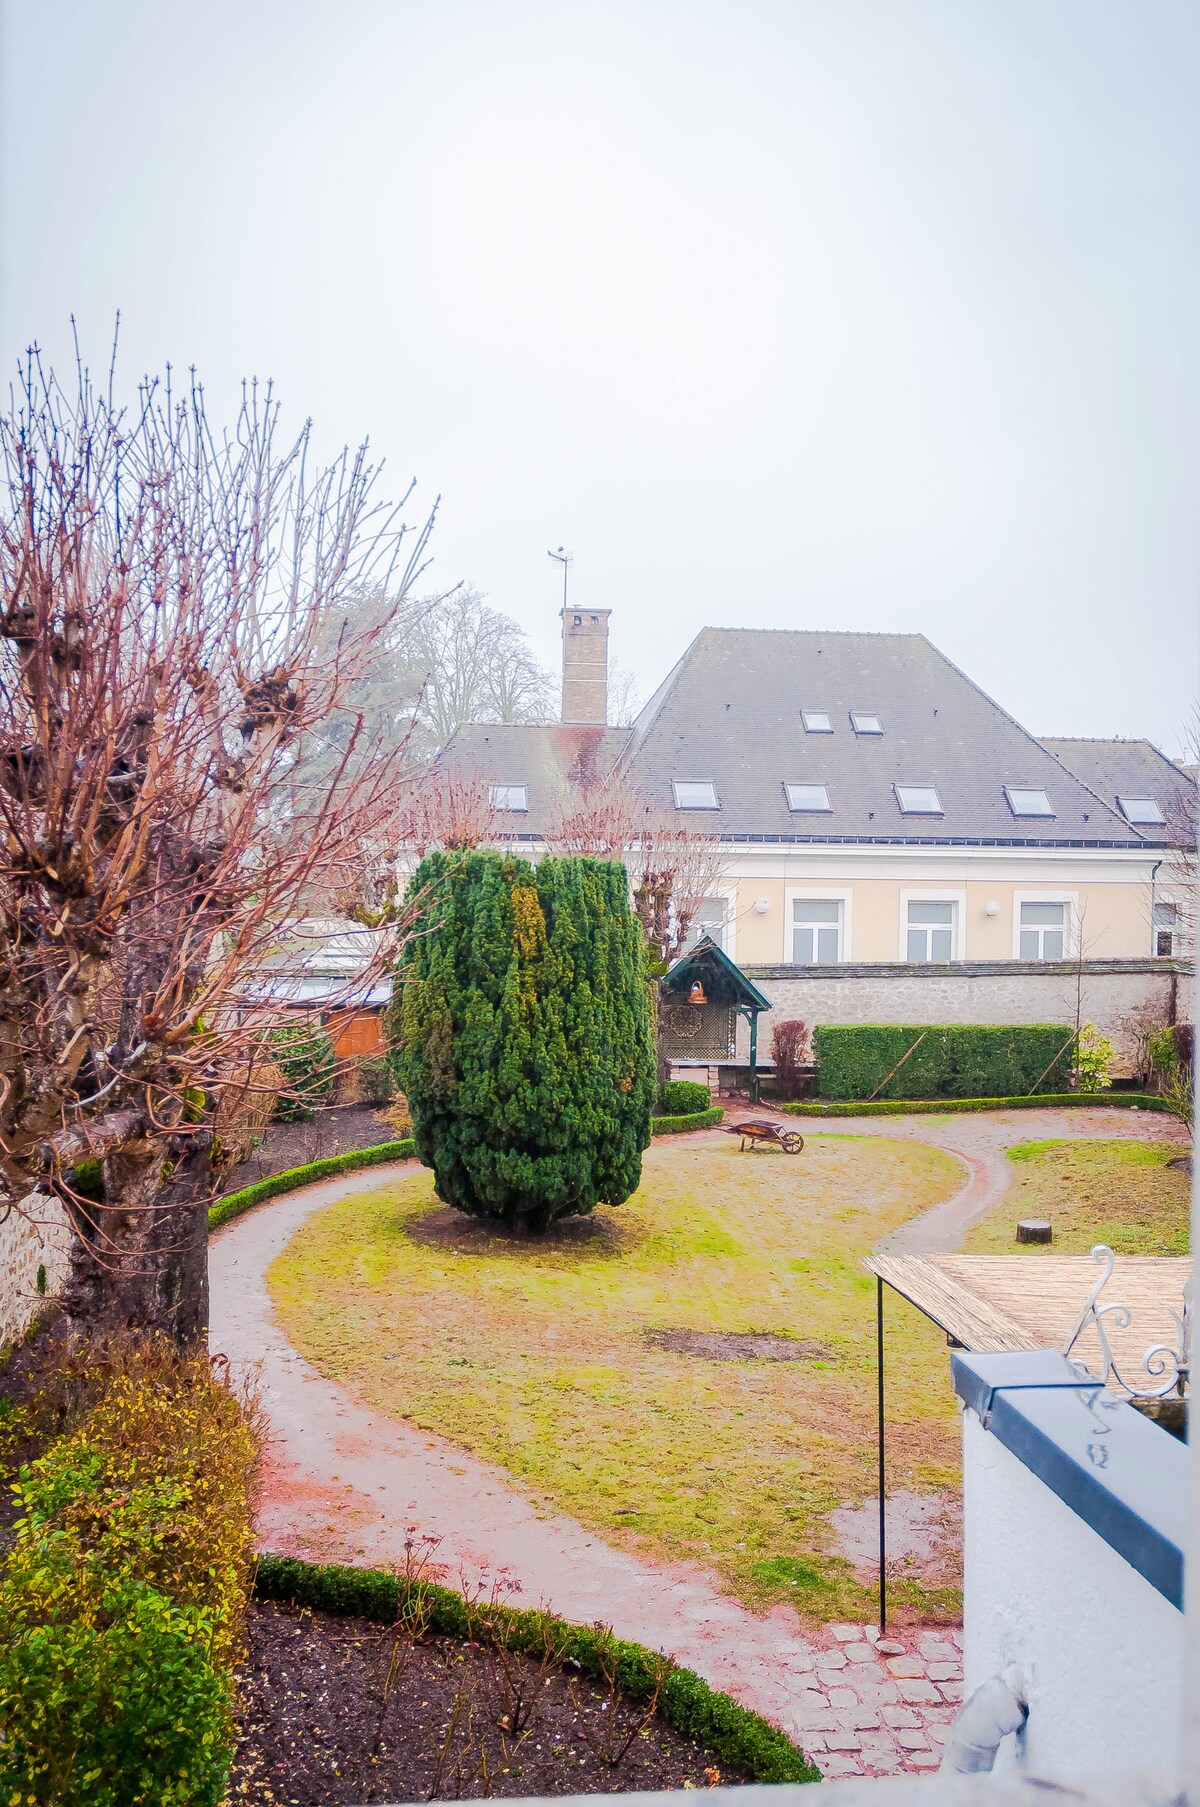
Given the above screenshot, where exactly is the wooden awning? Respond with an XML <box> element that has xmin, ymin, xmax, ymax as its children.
<box><xmin>866</xmin><ymin>1252</ymin><xmax>1191</xmax><ymax>1398</ymax></box>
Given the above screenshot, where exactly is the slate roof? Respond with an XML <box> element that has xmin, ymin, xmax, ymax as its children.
<box><xmin>1040</xmin><ymin>738</ymin><xmax>1196</xmax><ymax>847</ymax></box>
<box><xmin>434</xmin><ymin>630</ymin><xmax>1167</xmax><ymax>849</ymax></box>
<box><xmin>621</xmin><ymin>630</ymin><xmax>1148</xmax><ymax>846</ymax></box>
<box><xmin>435</xmin><ymin>723</ymin><xmax>632</xmax><ymax>837</ymax></box>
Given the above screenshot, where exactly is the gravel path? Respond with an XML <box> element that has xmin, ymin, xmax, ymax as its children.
<box><xmin>209</xmin><ymin>1109</ymin><xmax>1184</xmax><ymax>1778</ymax></box>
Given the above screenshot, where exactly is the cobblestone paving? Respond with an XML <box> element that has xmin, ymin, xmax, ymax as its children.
<box><xmin>787</xmin><ymin>1623</ymin><xmax>964</xmax><ymax>1778</ymax></box>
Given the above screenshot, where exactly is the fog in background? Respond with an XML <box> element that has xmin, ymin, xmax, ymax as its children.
<box><xmin>3</xmin><ymin>0</ymin><xmax>1197</xmax><ymax>750</ymax></box>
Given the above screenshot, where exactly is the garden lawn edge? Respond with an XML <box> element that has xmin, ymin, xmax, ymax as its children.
<box><xmin>208</xmin><ymin>1140</ymin><xmax>415</xmax><ymax>1230</ymax></box>
<box><xmin>253</xmin><ymin>1553</ymin><xmax>820</xmax><ymax>1785</ymax></box>
<box><xmin>650</xmin><ymin>1106</ymin><xmax>724</xmax><ymax>1135</ymax></box>
<box><xmin>782</xmin><ymin>1093</ymin><xmax>1166</xmax><ymax>1118</ymax></box>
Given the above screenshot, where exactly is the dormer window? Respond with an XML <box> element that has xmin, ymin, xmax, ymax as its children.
<box><xmin>672</xmin><ymin>780</ymin><xmax>719</xmax><ymax>809</ymax></box>
<box><xmin>801</xmin><ymin>710</ymin><xmax>833</xmax><ymax>734</ymax></box>
<box><xmin>850</xmin><ymin>711</ymin><xmax>883</xmax><ymax>735</ymax></box>
<box><xmin>785</xmin><ymin>782</ymin><xmax>832</xmax><ymax>812</ymax></box>
<box><xmin>895</xmin><ymin>784</ymin><xmax>943</xmax><ymax>816</ymax></box>
<box><xmin>490</xmin><ymin>784</ymin><xmax>527</xmax><ymax>811</ymax></box>
<box><xmin>1005</xmin><ymin>787</ymin><xmax>1054</xmax><ymax>818</ymax></box>
<box><xmin>1118</xmin><ymin>796</ymin><xmax>1165</xmax><ymax>825</ymax></box>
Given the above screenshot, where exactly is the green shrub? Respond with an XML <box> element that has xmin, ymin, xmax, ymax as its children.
<box><xmin>782</xmin><ymin>1092</ymin><xmax>1166</xmax><ymax>1117</ymax></box>
<box><xmin>0</xmin><ymin>1347</ymin><xmax>257</xmax><ymax>1807</ymax></box>
<box><xmin>392</xmin><ymin>850</ymin><xmax>656</xmax><ymax>1232</ymax></box>
<box><xmin>659</xmin><ymin>1078</ymin><xmax>711</xmax><ymax>1115</ymax></box>
<box><xmin>651</xmin><ymin>1106</ymin><xmax>725</xmax><ymax>1134</ymax></box>
<box><xmin>254</xmin><ymin>1554</ymin><xmax>819</xmax><ymax>1784</ymax></box>
<box><xmin>207</xmin><ymin>1139</ymin><xmax>415</xmax><ymax>1230</ymax></box>
<box><xmin>814</xmin><ymin>1023</ymin><xmax>1074</xmax><ymax>1101</ymax></box>
<box><xmin>355</xmin><ymin>1053</ymin><xmax>397</xmax><ymax>1104</ymax></box>
<box><xmin>270</xmin><ymin>1021</ymin><xmax>335</xmax><ymax>1120</ymax></box>
<box><xmin>1075</xmin><ymin>1022</ymin><xmax>1115</xmax><ymax>1092</ymax></box>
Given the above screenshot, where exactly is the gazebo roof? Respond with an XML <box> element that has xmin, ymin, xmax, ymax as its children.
<box><xmin>662</xmin><ymin>936</ymin><xmax>771</xmax><ymax>1012</ymax></box>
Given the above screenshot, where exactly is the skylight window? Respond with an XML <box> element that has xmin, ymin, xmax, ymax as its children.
<box><xmin>895</xmin><ymin>784</ymin><xmax>943</xmax><ymax>815</ymax></box>
<box><xmin>850</xmin><ymin>711</ymin><xmax>883</xmax><ymax>735</ymax></box>
<box><xmin>785</xmin><ymin>782</ymin><xmax>832</xmax><ymax>812</ymax></box>
<box><xmin>672</xmin><ymin>780</ymin><xmax>719</xmax><ymax>810</ymax></box>
<box><xmin>1117</xmin><ymin>796</ymin><xmax>1165</xmax><ymax>825</ymax></box>
<box><xmin>1005</xmin><ymin>787</ymin><xmax>1054</xmax><ymax>818</ymax></box>
<box><xmin>801</xmin><ymin>710</ymin><xmax>833</xmax><ymax>734</ymax></box>
<box><xmin>490</xmin><ymin>784</ymin><xmax>527</xmax><ymax>811</ymax></box>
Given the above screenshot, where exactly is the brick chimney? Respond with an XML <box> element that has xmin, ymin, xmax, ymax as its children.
<box><xmin>560</xmin><ymin>607</ymin><xmax>610</xmax><ymax>725</ymax></box>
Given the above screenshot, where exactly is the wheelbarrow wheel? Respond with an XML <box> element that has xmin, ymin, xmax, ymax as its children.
<box><xmin>781</xmin><ymin>1132</ymin><xmax>805</xmax><ymax>1154</ymax></box>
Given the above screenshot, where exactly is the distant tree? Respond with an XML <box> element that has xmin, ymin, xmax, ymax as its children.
<box><xmin>391</xmin><ymin>850</ymin><xmax>656</xmax><ymax>1231</ymax></box>
<box><xmin>406</xmin><ymin>584</ymin><xmax>554</xmax><ymax>749</ymax></box>
<box><xmin>0</xmin><ymin>347</ymin><xmax>431</xmax><ymax>1342</ymax></box>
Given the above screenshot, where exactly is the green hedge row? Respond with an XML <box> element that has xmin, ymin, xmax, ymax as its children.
<box><xmin>783</xmin><ymin>1092</ymin><xmax>1166</xmax><ymax>1118</ymax></box>
<box><xmin>658</xmin><ymin>1079</ymin><xmax>712</xmax><ymax>1116</ymax></box>
<box><xmin>814</xmin><ymin>1023</ymin><xmax>1074</xmax><ymax>1101</ymax></box>
<box><xmin>208</xmin><ymin>1139</ymin><xmax>415</xmax><ymax>1230</ymax></box>
<box><xmin>650</xmin><ymin>1106</ymin><xmax>725</xmax><ymax>1135</ymax></box>
<box><xmin>254</xmin><ymin>1554</ymin><xmax>819</xmax><ymax>1784</ymax></box>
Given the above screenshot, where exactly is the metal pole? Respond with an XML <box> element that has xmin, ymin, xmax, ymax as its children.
<box><xmin>748</xmin><ymin>1011</ymin><xmax>758</xmax><ymax>1103</ymax></box>
<box><xmin>877</xmin><ymin>1274</ymin><xmax>887</xmax><ymax>1633</ymax></box>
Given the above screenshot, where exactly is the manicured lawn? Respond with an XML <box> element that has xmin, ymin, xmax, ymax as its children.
<box><xmin>960</xmin><ymin>1139</ymin><xmax>1191</xmax><ymax>1257</ymax></box>
<box><xmin>269</xmin><ymin>1134</ymin><xmax>964</xmax><ymax>1625</ymax></box>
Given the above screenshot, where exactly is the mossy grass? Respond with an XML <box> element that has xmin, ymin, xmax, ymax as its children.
<box><xmin>268</xmin><ymin>1134</ymin><xmax>965</xmax><ymax>1623</ymax></box>
<box><xmin>208</xmin><ymin>1139</ymin><xmax>415</xmax><ymax>1231</ymax></box>
<box><xmin>253</xmin><ymin>1552</ymin><xmax>820</xmax><ymax>1783</ymax></box>
<box><xmin>782</xmin><ymin>1093</ymin><xmax>1166</xmax><ymax>1118</ymax></box>
<box><xmin>960</xmin><ymin>1138</ymin><xmax>1190</xmax><ymax>1256</ymax></box>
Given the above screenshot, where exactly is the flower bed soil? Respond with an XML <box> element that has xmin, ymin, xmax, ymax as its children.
<box><xmin>221</xmin><ymin>1106</ymin><xmax>397</xmax><ymax>1192</ymax></box>
<box><xmin>229</xmin><ymin>1599</ymin><xmax>746</xmax><ymax>1804</ymax></box>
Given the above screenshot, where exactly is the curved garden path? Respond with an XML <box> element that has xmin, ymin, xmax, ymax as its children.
<box><xmin>209</xmin><ymin>1108</ymin><xmax>1186</xmax><ymax>1778</ymax></box>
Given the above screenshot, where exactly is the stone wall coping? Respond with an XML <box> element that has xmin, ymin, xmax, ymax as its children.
<box><xmin>741</xmin><ymin>958</ymin><xmax>1187</xmax><ymax>981</ymax></box>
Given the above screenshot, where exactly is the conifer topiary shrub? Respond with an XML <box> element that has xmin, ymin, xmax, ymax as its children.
<box><xmin>392</xmin><ymin>850</ymin><xmax>656</xmax><ymax>1232</ymax></box>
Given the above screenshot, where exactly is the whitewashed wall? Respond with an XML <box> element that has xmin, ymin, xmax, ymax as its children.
<box><xmin>961</xmin><ymin>1409</ymin><xmax>1183</xmax><ymax>1783</ymax></box>
<box><xmin>0</xmin><ymin>1190</ymin><xmax>71</xmax><ymax>1349</ymax></box>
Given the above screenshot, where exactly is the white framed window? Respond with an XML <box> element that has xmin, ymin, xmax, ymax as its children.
<box><xmin>490</xmin><ymin>783</ymin><xmax>527</xmax><ymax>811</ymax></box>
<box><xmin>784</xmin><ymin>781</ymin><xmax>832</xmax><ymax>813</ymax></box>
<box><xmin>1118</xmin><ymin>796</ymin><xmax>1165</xmax><ymax>825</ymax></box>
<box><xmin>1005</xmin><ymin>786</ymin><xmax>1054</xmax><ymax>818</ymax></box>
<box><xmin>850</xmin><ymin>710</ymin><xmax>883</xmax><ymax>735</ymax></box>
<box><xmin>1014</xmin><ymin>894</ymin><xmax>1076</xmax><ymax>961</ymax></box>
<box><xmin>900</xmin><ymin>890</ymin><xmax>965</xmax><ymax>962</ymax></box>
<box><xmin>801</xmin><ymin>710</ymin><xmax>833</xmax><ymax>733</ymax></box>
<box><xmin>1153</xmin><ymin>899</ymin><xmax>1180</xmax><ymax>957</ymax></box>
<box><xmin>895</xmin><ymin>784</ymin><xmax>943</xmax><ymax>816</ymax></box>
<box><xmin>672</xmin><ymin>780</ymin><xmax>719</xmax><ymax>810</ymax></box>
<box><xmin>786</xmin><ymin>890</ymin><xmax>850</xmax><ymax>964</ymax></box>
<box><xmin>683</xmin><ymin>888</ymin><xmax>738</xmax><ymax>959</ymax></box>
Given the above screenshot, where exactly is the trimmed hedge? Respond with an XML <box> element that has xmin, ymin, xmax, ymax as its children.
<box><xmin>208</xmin><ymin>1139</ymin><xmax>415</xmax><ymax>1230</ymax></box>
<box><xmin>658</xmin><ymin>1079</ymin><xmax>712</xmax><ymax>1116</ymax></box>
<box><xmin>782</xmin><ymin>1092</ymin><xmax>1167</xmax><ymax>1118</ymax></box>
<box><xmin>254</xmin><ymin>1553</ymin><xmax>819</xmax><ymax>1784</ymax></box>
<box><xmin>651</xmin><ymin>1106</ymin><xmax>725</xmax><ymax>1135</ymax></box>
<box><xmin>814</xmin><ymin>1023</ymin><xmax>1074</xmax><ymax>1102</ymax></box>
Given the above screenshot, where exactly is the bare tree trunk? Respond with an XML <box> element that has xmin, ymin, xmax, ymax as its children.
<box><xmin>61</xmin><ymin>1141</ymin><xmax>212</xmax><ymax>1343</ymax></box>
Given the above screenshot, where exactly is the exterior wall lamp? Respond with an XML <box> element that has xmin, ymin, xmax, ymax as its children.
<box><xmin>985</xmin><ymin>901</ymin><xmax>1001</xmax><ymax>917</ymax></box>
<box><xmin>754</xmin><ymin>898</ymin><xmax>770</xmax><ymax>914</ymax></box>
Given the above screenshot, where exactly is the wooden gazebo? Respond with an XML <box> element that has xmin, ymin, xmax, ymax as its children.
<box><xmin>660</xmin><ymin>936</ymin><xmax>771</xmax><ymax>1098</ymax></box>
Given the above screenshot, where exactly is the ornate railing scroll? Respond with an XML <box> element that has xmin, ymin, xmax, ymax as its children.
<box><xmin>1061</xmin><ymin>1244</ymin><xmax>1192</xmax><ymax>1401</ymax></box>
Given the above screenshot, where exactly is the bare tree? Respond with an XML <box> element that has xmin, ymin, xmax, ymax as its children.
<box><xmin>605</xmin><ymin>659</ymin><xmax>643</xmax><ymax>727</ymax></box>
<box><xmin>0</xmin><ymin>344</ymin><xmax>434</xmax><ymax>1342</ymax></box>
<box><xmin>406</xmin><ymin>584</ymin><xmax>553</xmax><ymax>748</ymax></box>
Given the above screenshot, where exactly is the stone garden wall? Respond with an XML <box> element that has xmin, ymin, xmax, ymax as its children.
<box><xmin>0</xmin><ymin>1190</ymin><xmax>71</xmax><ymax>1349</ymax></box>
<box><xmin>738</xmin><ymin>958</ymin><xmax>1184</xmax><ymax>1074</ymax></box>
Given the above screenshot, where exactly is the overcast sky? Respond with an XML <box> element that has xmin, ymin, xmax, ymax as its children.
<box><xmin>3</xmin><ymin>1</ymin><xmax>1197</xmax><ymax>751</ymax></box>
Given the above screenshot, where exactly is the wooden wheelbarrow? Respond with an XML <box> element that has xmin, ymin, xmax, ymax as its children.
<box><xmin>722</xmin><ymin>1117</ymin><xmax>805</xmax><ymax>1154</ymax></box>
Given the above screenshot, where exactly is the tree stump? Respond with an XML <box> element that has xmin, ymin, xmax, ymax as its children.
<box><xmin>1016</xmin><ymin>1219</ymin><xmax>1052</xmax><ymax>1244</ymax></box>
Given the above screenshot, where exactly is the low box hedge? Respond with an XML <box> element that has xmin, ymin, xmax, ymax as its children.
<box><xmin>650</xmin><ymin>1106</ymin><xmax>724</xmax><ymax>1135</ymax></box>
<box><xmin>658</xmin><ymin>1078</ymin><xmax>712</xmax><ymax>1115</ymax></box>
<box><xmin>254</xmin><ymin>1553</ymin><xmax>819</xmax><ymax>1784</ymax></box>
<box><xmin>814</xmin><ymin>1023</ymin><xmax>1075</xmax><ymax>1101</ymax></box>
<box><xmin>208</xmin><ymin>1138</ymin><xmax>415</xmax><ymax>1230</ymax></box>
<box><xmin>782</xmin><ymin>1092</ymin><xmax>1166</xmax><ymax>1118</ymax></box>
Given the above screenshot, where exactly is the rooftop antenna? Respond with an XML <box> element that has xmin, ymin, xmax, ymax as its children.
<box><xmin>548</xmin><ymin>545</ymin><xmax>573</xmax><ymax>612</ymax></box>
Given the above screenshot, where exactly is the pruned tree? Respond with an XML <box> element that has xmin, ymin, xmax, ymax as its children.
<box><xmin>0</xmin><ymin>344</ymin><xmax>434</xmax><ymax>1342</ymax></box>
